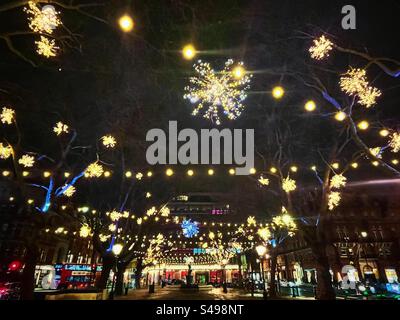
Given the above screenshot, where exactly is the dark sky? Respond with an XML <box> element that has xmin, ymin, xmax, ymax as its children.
<box><xmin>0</xmin><ymin>0</ymin><xmax>399</xmax><ymax>213</ymax></box>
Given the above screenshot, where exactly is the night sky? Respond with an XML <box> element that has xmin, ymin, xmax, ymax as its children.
<box><xmin>0</xmin><ymin>0</ymin><xmax>399</xmax><ymax>215</ymax></box>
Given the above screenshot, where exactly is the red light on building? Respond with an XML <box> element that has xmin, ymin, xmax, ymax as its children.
<box><xmin>8</xmin><ymin>260</ymin><xmax>22</xmax><ymax>271</ymax></box>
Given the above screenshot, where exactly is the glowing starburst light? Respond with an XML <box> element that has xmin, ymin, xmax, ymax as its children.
<box><xmin>282</xmin><ymin>176</ymin><xmax>296</xmax><ymax>193</ymax></box>
<box><xmin>0</xmin><ymin>143</ymin><xmax>13</xmax><ymax>159</ymax></box>
<box><xmin>389</xmin><ymin>132</ymin><xmax>400</xmax><ymax>153</ymax></box>
<box><xmin>330</xmin><ymin>174</ymin><xmax>347</xmax><ymax>189</ymax></box>
<box><xmin>101</xmin><ymin>135</ymin><xmax>117</xmax><ymax>148</ymax></box>
<box><xmin>63</xmin><ymin>185</ymin><xmax>76</xmax><ymax>197</ymax></box>
<box><xmin>184</xmin><ymin>59</ymin><xmax>252</xmax><ymax>125</ymax></box>
<box><xmin>18</xmin><ymin>154</ymin><xmax>35</xmax><ymax>168</ymax></box>
<box><xmin>53</xmin><ymin>122</ymin><xmax>69</xmax><ymax>135</ymax></box>
<box><xmin>25</xmin><ymin>2</ymin><xmax>61</xmax><ymax>34</ymax></box>
<box><xmin>181</xmin><ymin>219</ymin><xmax>200</xmax><ymax>238</ymax></box>
<box><xmin>328</xmin><ymin>191</ymin><xmax>341</xmax><ymax>211</ymax></box>
<box><xmin>85</xmin><ymin>162</ymin><xmax>104</xmax><ymax>178</ymax></box>
<box><xmin>35</xmin><ymin>36</ymin><xmax>58</xmax><ymax>58</ymax></box>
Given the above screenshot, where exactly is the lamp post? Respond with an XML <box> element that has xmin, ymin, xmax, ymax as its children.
<box><xmin>109</xmin><ymin>243</ymin><xmax>123</xmax><ymax>300</ymax></box>
<box><xmin>256</xmin><ymin>245</ymin><xmax>268</xmax><ymax>299</ymax></box>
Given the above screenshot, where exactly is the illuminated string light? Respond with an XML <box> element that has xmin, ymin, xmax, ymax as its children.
<box><xmin>330</xmin><ymin>174</ymin><xmax>347</xmax><ymax>189</ymax></box>
<box><xmin>334</xmin><ymin>111</ymin><xmax>347</xmax><ymax>122</ymax></box>
<box><xmin>304</xmin><ymin>100</ymin><xmax>316</xmax><ymax>112</ymax></box>
<box><xmin>85</xmin><ymin>162</ymin><xmax>104</xmax><ymax>178</ymax></box>
<box><xmin>187</xmin><ymin>169</ymin><xmax>194</xmax><ymax>176</ymax></box>
<box><xmin>166</xmin><ymin>168</ymin><xmax>174</xmax><ymax>176</ymax></box>
<box><xmin>208</xmin><ymin>169</ymin><xmax>214</xmax><ymax>176</ymax></box>
<box><xmin>63</xmin><ymin>185</ymin><xmax>76</xmax><ymax>197</ymax></box>
<box><xmin>357</xmin><ymin>120</ymin><xmax>369</xmax><ymax>130</ymax></box>
<box><xmin>351</xmin><ymin>162</ymin><xmax>359</xmax><ymax>169</ymax></box>
<box><xmin>229</xmin><ymin>168</ymin><xmax>235</xmax><ymax>175</ymax></box>
<box><xmin>272</xmin><ymin>86</ymin><xmax>285</xmax><ymax>99</ymax></box>
<box><xmin>328</xmin><ymin>191</ymin><xmax>341</xmax><ymax>211</ymax></box>
<box><xmin>43</xmin><ymin>171</ymin><xmax>51</xmax><ymax>178</ymax></box>
<box><xmin>25</xmin><ymin>2</ymin><xmax>61</xmax><ymax>34</ymax></box>
<box><xmin>282</xmin><ymin>176</ymin><xmax>296</xmax><ymax>193</ymax></box>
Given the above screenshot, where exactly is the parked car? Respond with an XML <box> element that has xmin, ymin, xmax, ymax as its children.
<box><xmin>0</xmin><ymin>282</ymin><xmax>21</xmax><ymax>300</ymax></box>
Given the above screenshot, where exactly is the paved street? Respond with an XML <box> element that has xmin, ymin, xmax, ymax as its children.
<box><xmin>115</xmin><ymin>286</ymin><xmax>314</xmax><ymax>300</ymax></box>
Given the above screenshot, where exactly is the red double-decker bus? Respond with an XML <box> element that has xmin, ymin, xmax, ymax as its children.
<box><xmin>54</xmin><ymin>263</ymin><xmax>102</xmax><ymax>290</ymax></box>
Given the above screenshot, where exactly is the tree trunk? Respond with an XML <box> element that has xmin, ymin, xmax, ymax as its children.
<box><xmin>21</xmin><ymin>244</ymin><xmax>38</xmax><ymax>300</ymax></box>
<box><xmin>311</xmin><ymin>244</ymin><xmax>336</xmax><ymax>300</ymax></box>
<box><xmin>96</xmin><ymin>254</ymin><xmax>114</xmax><ymax>290</ymax></box>
<box><xmin>115</xmin><ymin>262</ymin><xmax>127</xmax><ymax>296</ymax></box>
<box><xmin>269</xmin><ymin>253</ymin><xmax>278</xmax><ymax>298</ymax></box>
<box><xmin>134</xmin><ymin>258</ymin><xmax>144</xmax><ymax>289</ymax></box>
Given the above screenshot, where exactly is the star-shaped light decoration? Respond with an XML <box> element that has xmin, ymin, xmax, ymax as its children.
<box><xmin>330</xmin><ymin>174</ymin><xmax>347</xmax><ymax>189</ymax></box>
<box><xmin>0</xmin><ymin>143</ymin><xmax>13</xmax><ymax>159</ymax></box>
<box><xmin>1</xmin><ymin>107</ymin><xmax>15</xmax><ymax>125</ymax></box>
<box><xmin>63</xmin><ymin>185</ymin><xmax>76</xmax><ymax>197</ymax></box>
<box><xmin>258</xmin><ymin>176</ymin><xmax>270</xmax><ymax>186</ymax></box>
<box><xmin>35</xmin><ymin>36</ymin><xmax>58</xmax><ymax>58</ymax></box>
<box><xmin>328</xmin><ymin>191</ymin><xmax>341</xmax><ymax>211</ymax></box>
<box><xmin>282</xmin><ymin>176</ymin><xmax>296</xmax><ymax>193</ymax></box>
<box><xmin>309</xmin><ymin>35</ymin><xmax>333</xmax><ymax>60</ymax></box>
<box><xmin>181</xmin><ymin>219</ymin><xmax>200</xmax><ymax>238</ymax></box>
<box><xmin>53</xmin><ymin>121</ymin><xmax>69</xmax><ymax>135</ymax></box>
<box><xmin>101</xmin><ymin>135</ymin><xmax>117</xmax><ymax>148</ymax></box>
<box><xmin>79</xmin><ymin>224</ymin><xmax>91</xmax><ymax>238</ymax></box>
<box><xmin>85</xmin><ymin>162</ymin><xmax>104</xmax><ymax>178</ymax></box>
<box><xmin>18</xmin><ymin>154</ymin><xmax>35</xmax><ymax>168</ymax></box>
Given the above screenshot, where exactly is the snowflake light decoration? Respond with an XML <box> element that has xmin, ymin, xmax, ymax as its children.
<box><xmin>340</xmin><ymin>68</ymin><xmax>381</xmax><ymax>108</ymax></box>
<box><xmin>36</xmin><ymin>36</ymin><xmax>58</xmax><ymax>58</ymax></box>
<box><xmin>53</xmin><ymin>121</ymin><xmax>69</xmax><ymax>135</ymax></box>
<box><xmin>247</xmin><ymin>216</ymin><xmax>256</xmax><ymax>226</ymax></box>
<box><xmin>146</xmin><ymin>207</ymin><xmax>157</xmax><ymax>216</ymax></box>
<box><xmin>309</xmin><ymin>35</ymin><xmax>333</xmax><ymax>60</ymax></box>
<box><xmin>330</xmin><ymin>174</ymin><xmax>347</xmax><ymax>189</ymax></box>
<box><xmin>63</xmin><ymin>185</ymin><xmax>76</xmax><ymax>197</ymax></box>
<box><xmin>282</xmin><ymin>176</ymin><xmax>296</xmax><ymax>193</ymax></box>
<box><xmin>184</xmin><ymin>59</ymin><xmax>252</xmax><ymax>125</ymax></box>
<box><xmin>79</xmin><ymin>224</ymin><xmax>91</xmax><ymax>238</ymax></box>
<box><xmin>18</xmin><ymin>154</ymin><xmax>35</xmax><ymax>167</ymax></box>
<box><xmin>258</xmin><ymin>176</ymin><xmax>270</xmax><ymax>186</ymax></box>
<box><xmin>101</xmin><ymin>135</ymin><xmax>117</xmax><ymax>148</ymax></box>
<box><xmin>181</xmin><ymin>219</ymin><xmax>199</xmax><ymax>238</ymax></box>
<box><xmin>109</xmin><ymin>210</ymin><xmax>122</xmax><ymax>221</ymax></box>
<box><xmin>1</xmin><ymin>107</ymin><xmax>15</xmax><ymax>124</ymax></box>
<box><xmin>328</xmin><ymin>191</ymin><xmax>341</xmax><ymax>211</ymax></box>
<box><xmin>257</xmin><ymin>227</ymin><xmax>271</xmax><ymax>241</ymax></box>
<box><xmin>25</xmin><ymin>2</ymin><xmax>61</xmax><ymax>34</ymax></box>
<box><xmin>85</xmin><ymin>162</ymin><xmax>104</xmax><ymax>178</ymax></box>
<box><xmin>160</xmin><ymin>206</ymin><xmax>170</xmax><ymax>217</ymax></box>
<box><xmin>389</xmin><ymin>132</ymin><xmax>400</xmax><ymax>153</ymax></box>
<box><xmin>0</xmin><ymin>143</ymin><xmax>13</xmax><ymax>159</ymax></box>
<box><xmin>99</xmin><ymin>234</ymin><xmax>109</xmax><ymax>242</ymax></box>
<box><xmin>369</xmin><ymin>147</ymin><xmax>383</xmax><ymax>159</ymax></box>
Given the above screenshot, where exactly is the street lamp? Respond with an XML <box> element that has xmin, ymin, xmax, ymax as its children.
<box><xmin>109</xmin><ymin>243</ymin><xmax>123</xmax><ymax>300</ymax></box>
<box><xmin>256</xmin><ymin>245</ymin><xmax>268</xmax><ymax>299</ymax></box>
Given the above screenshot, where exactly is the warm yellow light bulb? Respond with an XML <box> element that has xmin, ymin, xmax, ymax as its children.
<box><xmin>147</xmin><ymin>171</ymin><xmax>153</xmax><ymax>177</ymax></box>
<box><xmin>166</xmin><ymin>168</ymin><xmax>174</xmax><ymax>176</ymax></box>
<box><xmin>392</xmin><ymin>159</ymin><xmax>399</xmax><ymax>165</ymax></box>
<box><xmin>357</xmin><ymin>120</ymin><xmax>369</xmax><ymax>130</ymax></box>
<box><xmin>311</xmin><ymin>166</ymin><xmax>317</xmax><ymax>171</ymax></box>
<box><xmin>290</xmin><ymin>166</ymin><xmax>298</xmax><ymax>173</ymax></box>
<box><xmin>22</xmin><ymin>171</ymin><xmax>29</xmax><ymax>177</ymax></box>
<box><xmin>379</xmin><ymin>129</ymin><xmax>390</xmax><ymax>137</ymax></box>
<box><xmin>104</xmin><ymin>171</ymin><xmax>111</xmax><ymax>177</ymax></box>
<box><xmin>43</xmin><ymin>171</ymin><xmax>51</xmax><ymax>178</ymax></box>
<box><xmin>335</xmin><ymin>111</ymin><xmax>347</xmax><ymax>122</ymax></box>
<box><xmin>208</xmin><ymin>169</ymin><xmax>214</xmax><ymax>176</ymax></box>
<box><xmin>232</xmin><ymin>65</ymin><xmax>245</xmax><ymax>79</ymax></box>
<box><xmin>118</xmin><ymin>14</ymin><xmax>134</xmax><ymax>32</ymax></box>
<box><xmin>304</xmin><ymin>100</ymin><xmax>316</xmax><ymax>112</ymax></box>
<box><xmin>187</xmin><ymin>169</ymin><xmax>194</xmax><ymax>176</ymax></box>
<box><xmin>372</xmin><ymin>161</ymin><xmax>379</xmax><ymax>167</ymax></box>
<box><xmin>351</xmin><ymin>162</ymin><xmax>359</xmax><ymax>169</ymax></box>
<box><xmin>125</xmin><ymin>171</ymin><xmax>132</xmax><ymax>178</ymax></box>
<box><xmin>229</xmin><ymin>168</ymin><xmax>235</xmax><ymax>175</ymax></box>
<box><xmin>249</xmin><ymin>168</ymin><xmax>256</xmax><ymax>174</ymax></box>
<box><xmin>272</xmin><ymin>86</ymin><xmax>285</xmax><ymax>99</ymax></box>
<box><xmin>64</xmin><ymin>172</ymin><xmax>70</xmax><ymax>178</ymax></box>
<box><xmin>182</xmin><ymin>44</ymin><xmax>196</xmax><ymax>60</ymax></box>
<box><xmin>332</xmin><ymin>163</ymin><xmax>339</xmax><ymax>170</ymax></box>
<box><xmin>270</xmin><ymin>167</ymin><xmax>277</xmax><ymax>174</ymax></box>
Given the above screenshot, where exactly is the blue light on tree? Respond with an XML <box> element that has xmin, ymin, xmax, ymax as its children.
<box><xmin>181</xmin><ymin>219</ymin><xmax>199</xmax><ymax>238</ymax></box>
